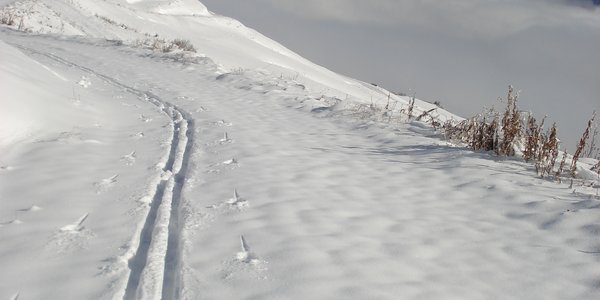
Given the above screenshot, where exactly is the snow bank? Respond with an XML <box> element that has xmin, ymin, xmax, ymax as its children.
<box><xmin>0</xmin><ymin>40</ymin><xmax>82</xmax><ymax>149</ymax></box>
<box><xmin>151</xmin><ymin>0</ymin><xmax>211</xmax><ymax>16</ymax></box>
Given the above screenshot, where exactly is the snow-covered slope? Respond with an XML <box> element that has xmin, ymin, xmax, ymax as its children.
<box><xmin>0</xmin><ymin>0</ymin><xmax>452</xmax><ymax>121</ymax></box>
<box><xmin>1</xmin><ymin>1</ymin><xmax>599</xmax><ymax>300</ymax></box>
<box><xmin>0</xmin><ymin>40</ymin><xmax>75</xmax><ymax>147</ymax></box>
<box><xmin>0</xmin><ymin>34</ymin><xmax>174</xmax><ymax>299</ymax></box>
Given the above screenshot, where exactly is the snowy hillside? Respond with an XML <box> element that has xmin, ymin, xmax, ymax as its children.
<box><xmin>0</xmin><ymin>0</ymin><xmax>450</xmax><ymax>116</ymax></box>
<box><xmin>1</xmin><ymin>1</ymin><xmax>600</xmax><ymax>299</ymax></box>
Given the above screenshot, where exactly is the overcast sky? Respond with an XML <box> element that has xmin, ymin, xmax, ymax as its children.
<box><xmin>201</xmin><ymin>0</ymin><xmax>599</xmax><ymax>151</ymax></box>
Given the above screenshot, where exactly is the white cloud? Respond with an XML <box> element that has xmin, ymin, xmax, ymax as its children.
<box><xmin>259</xmin><ymin>0</ymin><xmax>600</xmax><ymax>37</ymax></box>
<box><xmin>204</xmin><ymin>0</ymin><xmax>600</xmax><ymax>150</ymax></box>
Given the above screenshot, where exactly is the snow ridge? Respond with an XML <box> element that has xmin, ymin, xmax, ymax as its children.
<box><xmin>9</xmin><ymin>43</ymin><xmax>193</xmax><ymax>300</ymax></box>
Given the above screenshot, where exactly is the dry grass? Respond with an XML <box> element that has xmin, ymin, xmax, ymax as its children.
<box><xmin>498</xmin><ymin>86</ymin><xmax>521</xmax><ymax>156</ymax></box>
<box><xmin>407</xmin><ymin>94</ymin><xmax>415</xmax><ymax>120</ymax></box>
<box><xmin>409</xmin><ymin>86</ymin><xmax>600</xmax><ymax>183</ymax></box>
<box><xmin>0</xmin><ymin>9</ymin><xmax>17</xmax><ymax>26</ymax></box>
<box><xmin>134</xmin><ymin>37</ymin><xmax>197</xmax><ymax>53</ymax></box>
<box><xmin>0</xmin><ymin>4</ymin><xmax>30</xmax><ymax>32</ymax></box>
<box><xmin>345</xmin><ymin>84</ymin><xmax>598</xmax><ymax>182</ymax></box>
<box><xmin>442</xmin><ymin>85</ymin><xmax>570</xmax><ymax>179</ymax></box>
<box><xmin>592</xmin><ymin>160</ymin><xmax>600</xmax><ymax>175</ymax></box>
<box><xmin>537</xmin><ymin>123</ymin><xmax>559</xmax><ymax>178</ymax></box>
<box><xmin>570</xmin><ymin>112</ymin><xmax>596</xmax><ymax>177</ymax></box>
<box><xmin>171</xmin><ymin>39</ymin><xmax>196</xmax><ymax>52</ymax></box>
<box><xmin>523</xmin><ymin>114</ymin><xmax>543</xmax><ymax>162</ymax></box>
<box><xmin>444</xmin><ymin>108</ymin><xmax>497</xmax><ymax>152</ymax></box>
<box><xmin>585</xmin><ymin>124</ymin><xmax>599</xmax><ymax>159</ymax></box>
<box><xmin>556</xmin><ymin>150</ymin><xmax>568</xmax><ymax>182</ymax></box>
<box><xmin>415</xmin><ymin>108</ymin><xmax>437</xmax><ymax>122</ymax></box>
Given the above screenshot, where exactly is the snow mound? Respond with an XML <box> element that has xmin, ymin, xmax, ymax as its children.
<box><xmin>123</xmin><ymin>0</ymin><xmax>211</xmax><ymax>16</ymax></box>
<box><xmin>152</xmin><ymin>0</ymin><xmax>211</xmax><ymax>16</ymax></box>
<box><xmin>0</xmin><ymin>40</ymin><xmax>83</xmax><ymax>149</ymax></box>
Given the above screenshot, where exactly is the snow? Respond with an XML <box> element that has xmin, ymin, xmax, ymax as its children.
<box><xmin>0</xmin><ymin>40</ymin><xmax>72</xmax><ymax>147</ymax></box>
<box><xmin>1</xmin><ymin>0</ymin><xmax>600</xmax><ymax>299</ymax></box>
<box><xmin>0</xmin><ymin>0</ymin><xmax>454</xmax><ymax>122</ymax></box>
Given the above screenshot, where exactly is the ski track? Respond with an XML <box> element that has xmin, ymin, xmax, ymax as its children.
<box><xmin>10</xmin><ymin>44</ymin><xmax>193</xmax><ymax>300</ymax></box>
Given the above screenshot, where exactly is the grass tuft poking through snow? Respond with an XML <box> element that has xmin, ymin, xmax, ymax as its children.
<box><xmin>60</xmin><ymin>213</ymin><xmax>89</xmax><ymax>232</ymax></box>
<box><xmin>443</xmin><ymin>85</ymin><xmax>599</xmax><ymax>184</ymax></box>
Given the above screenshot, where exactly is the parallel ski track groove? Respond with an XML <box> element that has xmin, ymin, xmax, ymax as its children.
<box><xmin>12</xmin><ymin>44</ymin><xmax>192</xmax><ymax>300</ymax></box>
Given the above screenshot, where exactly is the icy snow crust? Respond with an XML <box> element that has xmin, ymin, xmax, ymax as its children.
<box><xmin>1</xmin><ymin>1</ymin><xmax>600</xmax><ymax>299</ymax></box>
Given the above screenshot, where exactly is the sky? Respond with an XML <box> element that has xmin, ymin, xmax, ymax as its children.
<box><xmin>201</xmin><ymin>0</ymin><xmax>600</xmax><ymax>151</ymax></box>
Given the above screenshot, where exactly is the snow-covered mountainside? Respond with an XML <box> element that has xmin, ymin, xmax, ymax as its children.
<box><xmin>0</xmin><ymin>0</ymin><xmax>449</xmax><ymax>115</ymax></box>
<box><xmin>1</xmin><ymin>1</ymin><xmax>599</xmax><ymax>299</ymax></box>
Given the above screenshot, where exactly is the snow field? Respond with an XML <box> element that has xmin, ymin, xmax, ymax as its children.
<box><xmin>1</xmin><ymin>27</ymin><xmax>197</xmax><ymax>300</ymax></box>
<box><xmin>182</xmin><ymin>86</ymin><xmax>600</xmax><ymax>299</ymax></box>
<box><xmin>0</xmin><ymin>35</ymin><xmax>173</xmax><ymax>299</ymax></box>
<box><xmin>1</xmin><ymin>1</ymin><xmax>599</xmax><ymax>298</ymax></box>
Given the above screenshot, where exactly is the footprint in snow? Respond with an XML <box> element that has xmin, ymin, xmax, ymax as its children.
<box><xmin>120</xmin><ymin>151</ymin><xmax>137</xmax><ymax>166</ymax></box>
<box><xmin>94</xmin><ymin>174</ymin><xmax>119</xmax><ymax>193</ymax></box>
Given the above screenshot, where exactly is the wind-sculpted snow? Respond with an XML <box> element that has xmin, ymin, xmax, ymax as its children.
<box><xmin>1</xmin><ymin>9</ymin><xmax>600</xmax><ymax>300</ymax></box>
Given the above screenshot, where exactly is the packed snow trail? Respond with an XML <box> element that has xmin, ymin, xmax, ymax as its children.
<box><xmin>9</xmin><ymin>38</ymin><xmax>192</xmax><ymax>300</ymax></box>
<box><xmin>2</xmin><ymin>30</ymin><xmax>600</xmax><ymax>299</ymax></box>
